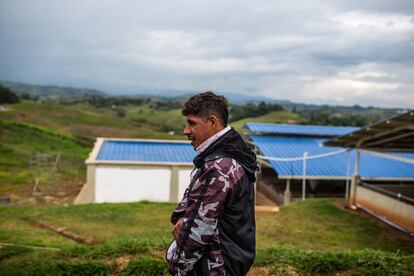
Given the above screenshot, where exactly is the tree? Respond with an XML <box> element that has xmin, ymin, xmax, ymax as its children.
<box><xmin>0</xmin><ymin>85</ymin><xmax>20</xmax><ymax>104</ymax></box>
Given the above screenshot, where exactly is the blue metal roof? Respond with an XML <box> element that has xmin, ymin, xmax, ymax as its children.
<box><xmin>97</xmin><ymin>140</ymin><xmax>195</xmax><ymax>163</ymax></box>
<box><xmin>251</xmin><ymin>135</ymin><xmax>414</xmax><ymax>179</ymax></box>
<box><xmin>246</xmin><ymin>122</ymin><xmax>359</xmax><ymax>137</ymax></box>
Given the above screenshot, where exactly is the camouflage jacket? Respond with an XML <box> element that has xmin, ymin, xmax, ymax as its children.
<box><xmin>169</xmin><ymin>156</ymin><xmax>247</xmax><ymax>275</ymax></box>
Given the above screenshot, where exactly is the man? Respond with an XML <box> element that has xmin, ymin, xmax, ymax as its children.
<box><xmin>167</xmin><ymin>91</ymin><xmax>257</xmax><ymax>275</ymax></box>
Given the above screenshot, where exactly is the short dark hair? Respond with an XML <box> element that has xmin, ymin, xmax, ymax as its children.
<box><xmin>182</xmin><ymin>91</ymin><xmax>229</xmax><ymax>126</ymax></box>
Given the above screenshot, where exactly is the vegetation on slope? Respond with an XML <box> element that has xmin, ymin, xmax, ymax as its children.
<box><xmin>0</xmin><ymin>120</ymin><xmax>89</xmax><ymax>196</ymax></box>
<box><xmin>0</xmin><ymin>101</ymin><xmax>172</xmax><ymax>142</ymax></box>
<box><xmin>0</xmin><ymin>85</ymin><xmax>20</xmax><ymax>104</ymax></box>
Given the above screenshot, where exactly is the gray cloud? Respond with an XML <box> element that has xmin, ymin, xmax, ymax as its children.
<box><xmin>0</xmin><ymin>0</ymin><xmax>413</xmax><ymax>107</ymax></box>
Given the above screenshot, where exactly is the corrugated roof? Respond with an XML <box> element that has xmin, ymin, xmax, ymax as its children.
<box><xmin>246</xmin><ymin>122</ymin><xmax>359</xmax><ymax>137</ymax></box>
<box><xmin>324</xmin><ymin>110</ymin><xmax>414</xmax><ymax>152</ymax></box>
<box><xmin>251</xmin><ymin>135</ymin><xmax>414</xmax><ymax>179</ymax></box>
<box><xmin>97</xmin><ymin>140</ymin><xmax>195</xmax><ymax>163</ymax></box>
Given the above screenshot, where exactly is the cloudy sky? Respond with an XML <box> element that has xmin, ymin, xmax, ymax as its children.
<box><xmin>1</xmin><ymin>0</ymin><xmax>414</xmax><ymax>107</ymax></box>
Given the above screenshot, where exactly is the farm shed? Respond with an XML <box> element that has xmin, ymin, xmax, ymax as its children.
<box><xmin>324</xmin><ymin>110</ymin><xmax>414</xmax><ymax>233</ymax></box>
<box><xmin>246</xmin><ymin>122</ymin><xmax>414</xmax><ymax>204</ymax></box>
<box><xmin>75</xmin><ymin>138</ymin><xmax>195</xmax><ymax>204</ymax></box>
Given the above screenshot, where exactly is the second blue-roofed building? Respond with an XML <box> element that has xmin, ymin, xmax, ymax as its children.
<box><xmin>245</xmin><ymin>122</ymin><xmax>414</xmax><ymax>203</ymax></box>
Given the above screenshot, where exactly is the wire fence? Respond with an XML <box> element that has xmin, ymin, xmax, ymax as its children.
<box><xmin>256</xmin><ymin>149</ymin><xmax>352</xmax><ymax>200</ymax></box>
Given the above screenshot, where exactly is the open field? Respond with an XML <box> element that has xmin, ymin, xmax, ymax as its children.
<box><xmin>1</xmin><ymin>199</ymin><xmax>413</xmax><ymax>275</ymax></box>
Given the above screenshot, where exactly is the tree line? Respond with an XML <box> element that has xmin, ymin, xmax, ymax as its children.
<box><xmin>0</xmin><ymin>84</ymin><xmax>386</xmax><ymax>127</ymax></box>
<box><xmin>229</xmin><ymin>101</ymin><xmax>284</xmax><ymax>122</ymax></box>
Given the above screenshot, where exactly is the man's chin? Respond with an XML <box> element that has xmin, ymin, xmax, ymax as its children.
<box><xmin>188</xmin><ymin>138</ymin><xmax>197</xmax><ymax>149</ymax></box>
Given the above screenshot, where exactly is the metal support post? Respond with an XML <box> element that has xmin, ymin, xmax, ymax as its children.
<box><xmin>349</xmin><ymin>149</ymin><xmax>360</xmax><ymax>207</ymax></box>
<box><xmin>284</xmin><ymin>179</ymin><xmax>291</xmax><ymax>205</ymax></box>
<box><xmin>302</xmin><ymin>152</ymin><xmax>308</xmax><ymax>201</ymax></box>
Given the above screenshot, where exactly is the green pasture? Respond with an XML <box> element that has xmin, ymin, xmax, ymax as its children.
<box><xmin>0</xmin><ymin>101</ymin><xmax>177</xmax><ymax>140</ymax></box>
<box><xmin>0</xmin><ymin>120</ymin><xmax>89</xmax><ymax>190</ymax></box>
<box><xmin>0</xmin><ymin>199</ymin><xmax>413</xmax><ymax>275</ymax></box>
<box><xmin>126</xmin><ymin>106</ymin><xmax>185</xmax><ymax>133</ymax></box>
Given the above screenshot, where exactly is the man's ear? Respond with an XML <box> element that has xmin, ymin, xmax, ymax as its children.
<box><xmin>209</xmin><ymin>115</ymin><xmax>221</xmax><ymax>128</ymax></box>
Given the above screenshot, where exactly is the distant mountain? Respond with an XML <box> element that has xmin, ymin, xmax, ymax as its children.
<box><xmin>172</xmin><ymin>91</ymin><xmax>282</xmax><ymax>105</ymax></box>
<box><xmin>0</xmin><ymin>81</ymin><xmax>280</xmax><ymax>104</ymax></box>
<box><xmin>0</xmin><ymin>81</ymin><xmax>107</xmax><ymax>97</ymax></box>
<box><xmin>118</xmin><ymin>86</ymin><xmax>279</xmax><ymax>104</ymax></box>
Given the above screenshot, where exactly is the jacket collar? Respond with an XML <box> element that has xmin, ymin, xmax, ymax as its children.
<box><xmin>196</xmin><ymin>125</ymin><xmax>231</xmax><ymax>154</ymax></box>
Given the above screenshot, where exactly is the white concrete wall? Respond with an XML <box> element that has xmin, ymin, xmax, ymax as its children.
<box><xmin>178</xmin><ymin>169</ymin><xmax>193</xmax><ymax>201</ymax></box>
<box><xmin>95</xmin><ymin>167</ymin><xmax>171</xmax><ymax>203</ymax></box>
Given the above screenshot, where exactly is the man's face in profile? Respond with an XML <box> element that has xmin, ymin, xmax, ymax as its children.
<box><xmin>183</xmin><ymin>114</ymin><xmax>212</xmax><ymax>149</ymax></box>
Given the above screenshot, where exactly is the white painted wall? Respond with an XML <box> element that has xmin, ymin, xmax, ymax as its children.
<box><xmin>95</xmin><ymin>167</ymin><xmax>171</xmax><ymax>203</ymax></box>
<box><xmin>178</xmin><ymin>169</ymin><xmax>193</xmax><ymax>201</ymax></box>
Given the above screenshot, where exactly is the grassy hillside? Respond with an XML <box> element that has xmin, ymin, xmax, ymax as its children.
<box><xmin>0</xmin><ymin>199</ymin><xmax>413</xmax><ymax>275</ymax></box>
<box><xmin>0</xmin><ymin>120</ymin><xmax>89</xmax><ymax>197</ymax></box>
<box><xmin>125</xmin><ymin>106</ymin><xmax>185</xmax><ymax>133</ymax></box>
<box><xmin>0</xmin><ymin>101</ymin><xmax>181</xmax><ymax>142</ymax></box>
<box><xmin>0</xmin><ymin>100</ymin><xmax>189</xmax><ymax>196</ymax></box>
<box><xmin>0</xmin><ymin>100</ymin><xmax>309</xmax><ymax>142</ymax></box>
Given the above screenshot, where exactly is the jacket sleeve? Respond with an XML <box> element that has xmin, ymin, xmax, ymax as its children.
<box><xmin>171</xmin><ymin>168</ymin><xmax>199</xmax><ymax>225</ymax></box>
<box><xmin>171</xmin><ymin>187</ymin><xmax>189</xmax><ymax>225</ymax></box>
<box><xmin>170</xmin><ymin>157</ymin><xmax>245</xmax><ymax>275</ymax></box>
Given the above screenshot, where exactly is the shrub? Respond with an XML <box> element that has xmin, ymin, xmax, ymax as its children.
<box><xmin>0</xmin><ymin>85</ymin><xmax>20</xmax><ymax>104</ymax></box>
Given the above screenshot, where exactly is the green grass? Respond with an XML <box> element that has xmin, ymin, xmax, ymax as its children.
<box><xmin>255</xmin><ymin>247</ymin><xmax>414</xmax><ymax>275</ymax></box>
<box><xmin>0</xmin><ymin>101</ymin><xmax>184</xmax><ymax>140</ymax></box>
<box><xmin>0</xmin><ymin>201</ymin><xmax>172</xmax><ymax>248</ymax></box>
<box><xmin>0</xmin><ymin>120</ymin><xmax>89</xmax><ymax>194</ymax></box>
<box><xmin>126</xmin><ymin>106</ymin><xmax>185</xmax><ymax>133</ymax></box>
<box><xmin>0</xmin><ymin>199</ymin><xmax>413</xmax><ymax>275</ymax></box>
<box><xmin>256</xmin><ymin>199</ymin><xmax>414</xmax><ymax>253</ymax></box>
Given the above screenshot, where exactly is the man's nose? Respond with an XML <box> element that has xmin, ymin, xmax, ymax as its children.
<box><xmin>183</xmin><ymin>125</ymin><xmax>191</xmax><ymax>135</ymax></box>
